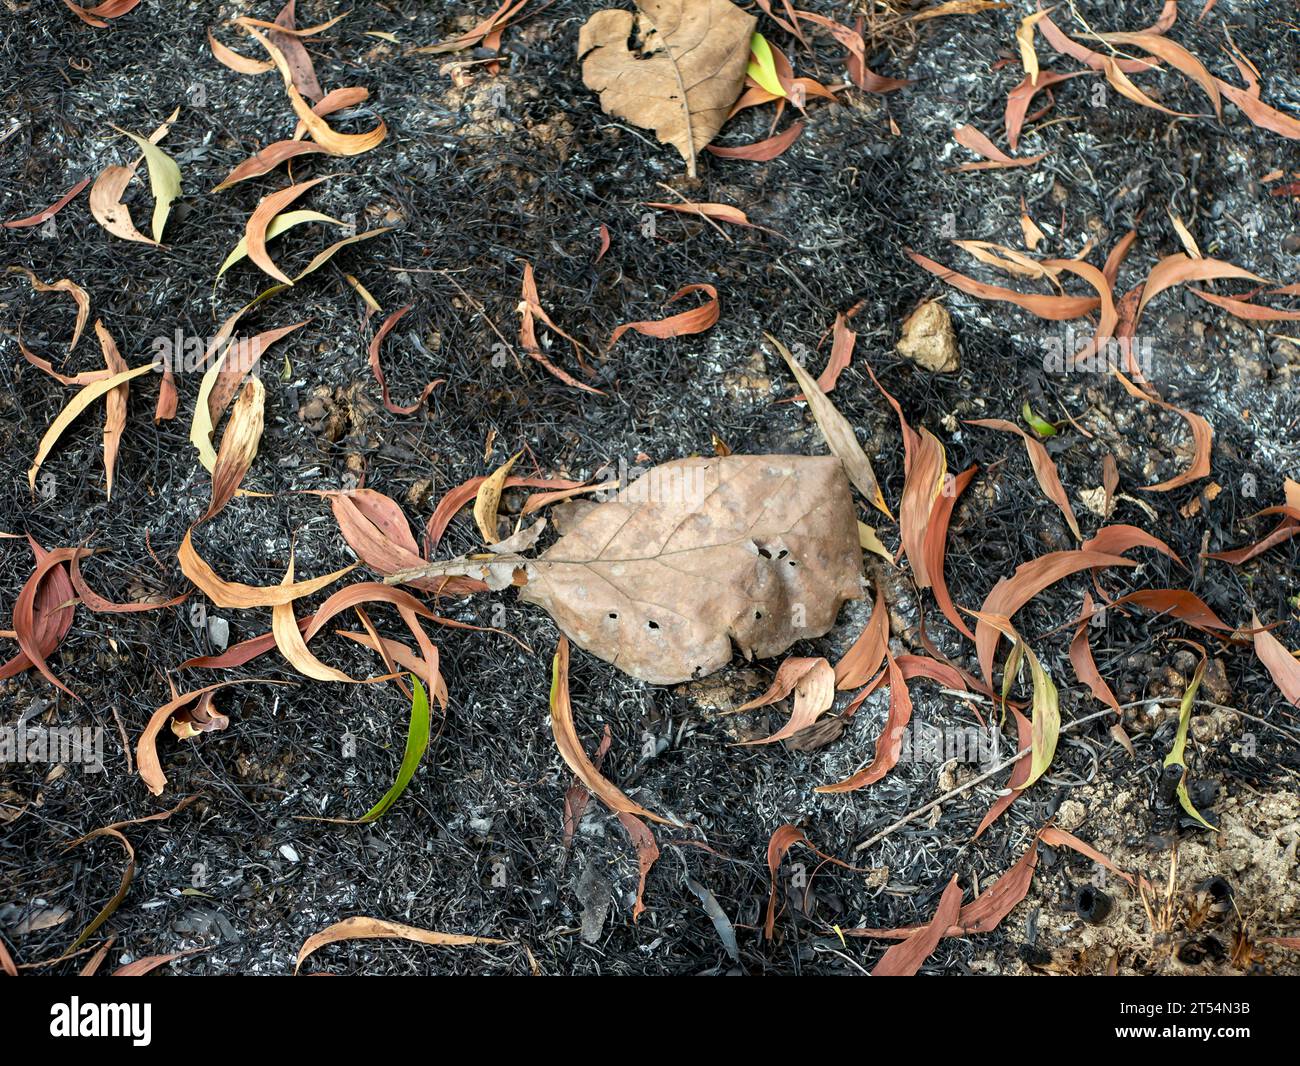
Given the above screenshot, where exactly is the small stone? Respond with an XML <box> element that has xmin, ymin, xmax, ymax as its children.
<box><xmin>897</xmin><ymin>300</ymin><xmax>960</xmax><ymax>373</ymax></box>
<box><xmin>279</xmin><ymin>844</ymin><xmax>300</xmax><ymax>863</ymax></box>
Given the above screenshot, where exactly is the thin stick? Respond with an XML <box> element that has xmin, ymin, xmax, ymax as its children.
<box><xmin>852</xmin><ymin>706</ymin><xmax>1119</xmax><ymax>854</ymax></box>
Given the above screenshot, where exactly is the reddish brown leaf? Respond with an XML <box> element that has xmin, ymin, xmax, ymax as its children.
<box><xmin>1112</xmin><ymin>369</ymin><xmax>1212</xmax><ymax>491</ymax></box>
<box><xmin>1036</xmin><ymin>10</ymin><xmax>1158</xmax><ymax>74</ymax></box>
<box><xmin>2</xmin><ymin>540</ymin><xmax>77</xmax><ymax>684</ymax></box>
<box><xmin>1252</xmin><ymin>612</ymin><xmax>1300</xmax><ymax>706</ymax></box>
<box><xmin>816</xmin><ymin>649</ymin><xmax>912</xmax><ymax>793</ymax></box>
<box><xmin>952</xmin><ymin>124</ymin><xmax>1046</xmax><ymax>170</ymax></box>
<box><xmin>1005</xmin><ymin>70</ymin><xmax>1089</xmax><ymax>152</ymax></box>
<box><xmin>3</xmin><ymin>177</ymin><xmax>90</xmax><ymax>228</ymax></box>
<box><xmin>245</xmin><ymin>177</ymin><xmax>330</xmax><ymax>285</ymax></box>
<box><xmin>608</xmin><ymin>284</ymin><xmax>719</xmax><ymax>348</ymax></box>
<box><xmin>923</xmin><ymin>464</ymin><xmax>979</xmax><ymax>641</ymax></box>
<box><xmin>735</xmin><ymin>657</ymin><xmax>835</xmax><ymax>746</ymax></box>
<box><xmin>870</xmin><ymin>875</ymin><xmax>963</xmax><ymax>976</ymax></box>
<box><xmin>212</xmin><ymin>140</ymin><xmax>328</xmax><ymax>192</ymax></box>
<box><xmin>517</xmin><ymin>261</ymin><xmax>604</xmax><ymax>395</ymax></box>
<box><xmin>69</xmin><ymin>552</ymin><xmax>187</xmax><ymax>613</ymax></box>
<box><xmin>1135</xmin><ymin>253</ymin><xmax>1265</xmax><ymax>322</ymax></box>
<box><xmin>1111</xmin><ymin>589</ymin><xmax>1233</xmax><ymax>633</ymax></box>
<box><xmin>966</xmin><ymin>418</ymin><xmax>1080</xmax><ymax>539</ymax></box>
<box><xmin>1070</xmin><ymin>591</ymin><xmax>1121</xmax><ymax>716</ymax></box>
<box><xmin>1188</xmin><ymin>289</ymin><xmax>1300</xmax><ymax>321</ymax></box>
<box><xmin>907</xmin><ymin>248</ymin><xmax>1101</xmax><ymax>320</ymax></box>
<box><xmin>704</xmin><ymin>121</ymin><xmax>803</xmax><ymax>161</ymax></box>
<box><xmin>616</xmin><ymin>813</ymin><xmax>660</xmax><ymax>921</ymax></box>
<box><xmin>367</xmin><ymin>305</ymin><xmax>445</xmax><ymax>414</ymax></box>
<box><xmin>550</xmin><ymin>635</ymin><xmax>674</xmax><ymax>826</ymax></box>
<box><xmin>975</xmin><ymin>549</ymin><xmax>1138</xmax><ymax>687</ymax></box>
<box><xmin>835</xmin><ymin>581</ymin><xmax>889</xmax><ymax>689</ymax></box>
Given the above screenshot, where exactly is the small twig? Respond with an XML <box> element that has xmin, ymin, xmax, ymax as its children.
<box><xmin>852</xmin><ymin>706</ymin><xmax>1120</xmax><ymax>854</ymax></box>
<box><xmin>652</xmin><ymin>182</ymin><xmax>732</xmax><ymax>243</ymax></box>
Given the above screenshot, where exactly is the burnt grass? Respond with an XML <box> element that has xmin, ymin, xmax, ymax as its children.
<box><xmin>1</xmin><ymin>1</ymin><xmax>1298</xmax><ymax>976</ymax></box>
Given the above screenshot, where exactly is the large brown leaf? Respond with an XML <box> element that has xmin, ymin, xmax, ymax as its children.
<box><xmin>521</xmin><ymin>456</ymin><xmax>861</xmax><ymax>683</ymax></box>
<box><xmin>400</xmin><ymin>456</ymin><xmax>862</xmax><ymax>683</ymax></box>
<box><xmin>578</xmin><ymin>0</ymin><xmax>756</xmax><ymax>176</ymax></box>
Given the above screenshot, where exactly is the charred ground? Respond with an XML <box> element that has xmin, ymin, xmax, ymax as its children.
<box><xmin>0</xmin><ymin>0</ymin><xmax>1297</xmax><ymax>975</ymax></box>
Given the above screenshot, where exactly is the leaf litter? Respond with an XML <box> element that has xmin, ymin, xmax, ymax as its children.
<box><xmin>5</xmin><ymin>0</ymin><xmax>1299</xmax><ymax>978</ymax></box>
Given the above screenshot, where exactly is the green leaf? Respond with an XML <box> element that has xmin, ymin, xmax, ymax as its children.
<box><xmin>1020</xmin><ymin>645</ymin><xmax>1060</xmax><ymax>789</ymax></box>
<box><xmin>1164</xmin><ymin>656</ymin><xmax>1217</xmax><ymax>831</ymax></box>
<box><xmin>357</xmin><ymin>675</ymin><xmax>431</xmax><ymax>823</ymax></box>
<box><xmin>747</xmin><ymin>32</ymin><xmax>786</xmax><ymax>98</ymax></box>
<box><xmin>116</xmin><ymin>128</ymin><xmax>182</xmax><ymax>243</ymax></box>
<box><xmin>1021</xmin><ymin>401</ymin><xmax>1057</xmax><ymax>438</ymax></box>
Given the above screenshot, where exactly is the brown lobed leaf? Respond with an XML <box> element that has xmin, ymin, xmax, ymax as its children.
<box><xmin>517</xmin><ymin>456</ymin><xmax>863</xmax><ymax>684</ymax></box>
<box><xmin>577</xmin><ymin>0</ymin><xmax>757</xmax><ymax>176</ymax></box>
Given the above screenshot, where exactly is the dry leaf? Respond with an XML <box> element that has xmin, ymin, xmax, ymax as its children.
<box><xmin>270</xmin><ymin>555</ymin><xmax>361</xmax><ymax>683</ymax></box>
<box><xmin>907</xmin><ymin>248</ymin><xmax>1100</xmax><ymax>319</ymax></box>
<box><xmin>204</xmin><ymin>376</ymin><xmax>264</xmax><ymax>521</ymax></box>
<box><xmin>367</xmin><ymin>305</ymin><xmax>444</xmax><ymax>414</ymax></box>
<box><xmin>608</xmin><ymin>284</ymin><xmax>719</xmax><ymax>348</ymax></box>
<box><xmin>1252</xmin><ymin>612</ymin><xmax>1300</xmax><ymax>706</ymax></box>
<box><xmin>705</xmin><ymin>121</ymin><xmax>804</xmax><ymax>161</ymax></box>
<box><xmin>241</xmin><ymin>25</ymin><xmax>388</xmax><ymax>155</ymax></box>
<box><xmin>871</xmin><ymin>875</ymin><xmax>963</xmax><ymax>976</ymax></box>
<box><xmin>1092</xmin><ymin>32</ymin><xmax>1221</xmax><ymax>118</ymax></box>
<box><xmin>577</xmin><ymin>0</ymin><xmax>756</xmax><ymax>176</ymax></box>
<box><xmin>551</xmin><ymin>635</ymin><xmax>675</xmax><ymax>823</ymax></box>
<box><xmin>976</xmin><ymin>548</ymin><xmax>1137</xmax><ymax>687</ymax></box>
<box><xmin>179</xmin><ymin>528</ymin><xmax>354</xmax><ymax>608</ymax></box>
<box><xmin>966</xmin><ymin>418</ymin><xmax>1080</xmax><ymax>539</ymax></box>
<box><xmin>1135</xmin><ymin>253</ymin><xmax>1265</xmax><ymax>322</ymax></box>
<box><xmin>952</xmin><ymin>123</ymin><xmax>1046</xmax><ymax>170</ymax></box>
<box><xmin>246</xmin><ymin>177</ymin><xmax>331</xmax><ymax>285</ymax></box>
<box><xmin>494</xmin><ymin>456</ymin><xmax>863</xmax><ymax>684</ymax></box>
<box><xmin>28</xmin><ymin>363</ymin><xmax>154</xmax><ymax>497</ymax></box>
<box><xmin>771</xmin><ymin>334</ymin><xmax>890</xmax><ymax>517</ymax></box>
<box><xmin>208</xmin><ymin>27</ymin><xmax>275</xmax><ymax>74</ymax></box>
<box><xmin>1016</xmin><ymin>9</ymin><xmax>1049</xmax><ymax>86</ymax></box>
<box><xmin>3</xmin><ymin>176</ymin><xmax>89</xmax><ymax>228</ymax></box>
<box><xmin>474</xmin><ymin>452</ymin><xmax>522</xmax><ymax>543</ymax></box>
<box><xmin>213</xmin><ymin>140</ymin><xmax>328</xmax><ymax>191</ymax></box>
<box><xmin>93</xmin><ymin>321</ymin><xmax>128</xmax><ymax>501</ymax></box>
<box><xmin>1005</xmin><ymin>69</ymin><xmax>1089</xmax><ymax>152</ymax></box>
<box><xmin>817</xmin><ymin>648</ymin><xmax>912</xmax><ymax>792</ymax></box>
<box><xmin>735</xmin><ymin>657</ymin><xmax>835</xmax><ymax>745</ymax></box>
<box><xmin>517</xmin><ymin>260</ymin><xmax>604</xmax><ymax>395</ymax></box>
<box><xmin>89</xmin><ymin>164</ymin><xmax>155</xmax><ymax>245</ymax></box>
<box><xmin>1113</xmin><ymin>369</ymin><xmax>1212</xmax><ymax>491</ymax></box>
<box><xmin>295</xmin><ymin>917</ymin><xmax>504</xmax><ymax>974</ymax></box>
<box><xmin>8</xmin><ymin>267</ymin><xmax>90</xmax><ymax>357</ymax></box>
